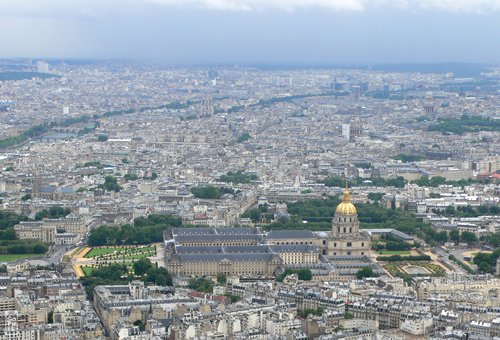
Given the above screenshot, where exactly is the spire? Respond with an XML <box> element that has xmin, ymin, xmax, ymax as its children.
<box><xmin>343</xmin><ymin>180</ymin><xmax>350</xmax><ymax>203</ymax></box>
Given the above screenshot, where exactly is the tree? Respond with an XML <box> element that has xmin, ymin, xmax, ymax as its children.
<box><xmin>367</xmin><ymin>192</ymin><xmax>384</xmax><ymax>201</ymax></box>
<box><xmin>190</xmin><ymin>186</ymin><xmax>224</xmax><ymax>199</ymax></box>
<box><xmin>242</xmin><ymin>208</ymin><xmax>261</xmax><ymax>222</ymax></box>
<box><xmin>219</xmin><ymin>171</ymin><xmax>257</xmax><ymax>184</ymax></box>
<box><xmin>237</xmin><ymin>132</ymin><xmax>251</xmax><ymax>143</ymax></box>
<box><xmin>21</xmin><ymin>193</ymin><xmax>32</xmax><ymax>201</ymax></box>
<box><xmin>35</xmin><ymin>206</ymin><xmax>71</xmax><ymax>221</ymax></box>
<box><xmin>461</xmin><ymin>231</ymin><xmax>477</xmax><ymax>244</ymax></box>
<box><xmin>124</xmin><ymin>173</ymin><xmax>139</xmax><ymax>181</ymax></box>
<box><xmin>434</xmin><ymin>231</ymin><xmax>449</xmax><ymax>243</ymax></box>
<box><xmin>188</xmin><ymin>277</ymin><xmax>214</xmax><ymax>293</ymax></box>
<box><xmin>47</xmin><ymin>311</ymin><xmax>54</xmax><ymax>324</ymax></box>
<box><xmin>33</xmin><ymin>244</ymin><xmax>48</xmax><ymax>254</ymax></box>
<box><xmin>133</xmin><ymin>320</ymin><xmax>145</xmax><ymax>331</ymax></box>
<box><xmin>356</xmin><ymin>267</ymin><xmax>378</xmax><ymax>279</ymax></box>
<box><xmin>217</xmin><ymin>273</ymin><xmax>227</xmax><ymax>285</ymax></box>
<box><xmin>100</xmin><ymin>176</ymin><xmax>121</xmax><ymax>192</ymax></box>
<box><xmin>449</xmin><ymin>230</ymin><xmax>460</xmax><ymax>243</ymax></box>
<box><xmin>97</xmin><ymin>134</ymin><xmax>108</xmax><ymax>142</ymax></box>
<box><xmin>133</xmin><ymin>258</ymin><xmax>153</xmax><ymax>276</ymax></box>
<box><xmin>277</xmin><ymin>268</ymin><xmax>312</xmax><ymax>281</ymax></box>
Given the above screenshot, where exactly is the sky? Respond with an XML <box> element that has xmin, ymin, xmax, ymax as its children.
<box><xmin>0</xmin><ymin>0</ymin><xmax>499</xmax><ymax>65</ymax></box>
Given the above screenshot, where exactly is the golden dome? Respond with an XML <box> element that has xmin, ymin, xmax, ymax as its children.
<box><xmin>335</xmin><ymin>187</ymin><xmax>357</xmax><ymax>215</ymax></box>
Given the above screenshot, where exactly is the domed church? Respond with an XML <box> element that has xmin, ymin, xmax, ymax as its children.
<box><xmin>324</xmin><ymin>186</ymin><xmax>371</xmax><ymax>256</ymax></box>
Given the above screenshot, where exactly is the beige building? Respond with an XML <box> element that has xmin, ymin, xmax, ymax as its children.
<box><xmin>14</xmin><ymin>215</ymin><xmax>87</xmax><ymax>245</ymax></box>
<box><xmin>14</xmin><ymin>222</ymin><xmax>55</xmax><ymax>243</ymax></box>
<box><xmin>165</xmin><ymin>189</ymin><xmax>372</xmax><ymax>279</ymax></box>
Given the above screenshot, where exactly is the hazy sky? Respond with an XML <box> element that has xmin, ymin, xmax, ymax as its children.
<box><xmin>1</xmin><ymin>0</ymin><xmax>499</xmax><ymax>65</ymax></box>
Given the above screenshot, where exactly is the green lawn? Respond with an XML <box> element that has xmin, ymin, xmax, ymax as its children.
<box><xmin>85</xmin><ymin>247</ymin><xmax>124</xmax><ymax>258</ymax></box>
<box><xmin>121</xmin><ymin>252</ymin><xmax>156</xmax><ymax>260</ymax></box>
<box><xmin>0</xmin><ymin>253</ymin><xmax>40</xmax><ymax>262</ymax></box>
<box><xmin>85</xmin><ymin>246</ymin><xmax>156</xmax><ymax>259</ymax></box>
<box><xmin>82</xmin><ymin>266</ymin><xmax>95</xmax><ymax>276</ymax></box>
<box><xmin>377</xmin><ymin>250</ymin><xmax>411</xmax><ymax>255</ymax></box>
<box><xmin>82</xmin><ymin>263</ymin><xmax>134</xmax><ymax>276</ymax></box>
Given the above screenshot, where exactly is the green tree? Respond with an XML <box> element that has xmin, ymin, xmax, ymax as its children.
<box><xmin>97</xmin><ymin>134</ymin><xmax>108</xmax><ymax>142</ymax></box>
<box><xmin>21</xmin><ymin>193</ymin><xmax>32</xmax><ymax>201</ymax></box>
<box><xmin>356</xmin><ymin>267</ymin><xmax>378</xmax><ymax>279</ymax></box>
<box><xmin>188</xmin><ymin>277</ymin><xmax>214</xmax><ymax>293</ymax></box>
<box><xmin>461</xmin><ymin>231</ymin><xmax>477</xmax><ymax>244</ymax></box>
<box><xmin>133</xmin><ymin>320</ymin><xmax>145</xmax><ymax>331</ymax></box>
<box><xmin>133</xmin><ymin>258</ymin><xmax>153</xmax><ymax>276</ymax></box>
<box><xmin>242</xmin><ymin>208</ymin><xmax>261</xmax><ymax>222</ymax></box>
<box><xmin>367</xmin><ymin>192</ymin><xmax>384</xmax><ymax>201</ymax></box>
<box><xmin>217</xmin><ymin>273</ymin><xmax>227</xmax><ymax>285</ymax></box>
<box><xmin>190</xmin><ymin>186</ymin><xmax>222</xmax><ymax>199</ymax></box>
<box><xmin>124</xmin><ymin>173</ymin><xmax>139</xmax><ymax>181</ymax></box>
<box><xmin>237</xmin><ymin>132</ymin><xmax>251</xmax><ymax>143</ymax></box>
<box><xmin>449</xmin><ymin>230</ymin><xmax>460</xmax><ymax>243</ymax></box>
<box><xmin>100</xmin><ymin>176</ymin><xmax>121</xmax><ymax>192</ymax></box>
<box><xmin>47</xmin><ymin>311</ymin><xmax>54</xmax><ymax>324</ymax></box>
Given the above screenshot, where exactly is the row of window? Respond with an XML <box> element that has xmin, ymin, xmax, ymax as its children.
<box><xmin>332</xmin><ymin>242</ymin><xmax>364</xmax><ymax>247</ymax></box>
<box><xmin>337</xmin><ymin>227</ymin><xmax>356</xmax><ymax>233</ymax></box>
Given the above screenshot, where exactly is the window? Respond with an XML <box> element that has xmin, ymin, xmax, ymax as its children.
<box><xmin>334</xmin><ymin>243</ymin><xmax>337</xmax><ymax>247</ymax></box>
<box><xmin>361</xmin><ymin>242</ymin><xmax>364</xmax><ymax>247</ymax></box>
<box><xmin>322</xmin><ymin>240</ymin><xmax>326</xmax><ymax>245</ymax></box>
<box><xmin>347</xmin><ymin>251</ymin><xmax>351</xmax><ymax>255</ymax></box>
<box><xmin>347</xmin><ymin>242</ymin><xmax>352</xmax><ymax>247</ymax></box>
<box><xmin>349</xmin><ymin>227</ymin><xmax>352</xmax><ymax>233</ymax></box>
<box><xmin>361</xmin><ymin>252</ymin><xmax>364</xmax><ymax>255</ymax></box>
<box><xmin>343</xmin><ymin>227</ymin><xmax>346</xmax><ymax>233</ymax></box>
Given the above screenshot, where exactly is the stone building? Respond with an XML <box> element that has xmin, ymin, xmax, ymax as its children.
<box><xmin>325</xmin><ymin>187</ymin><xmax>371</xmax><ymax>256</ymax></box>
<box><xmin>165</xmin><ymin>188</ymin><xmax>373</xmax><ymax>279</ymax></box>
<box><xmin>14</xmin><ymin>215</ymin><xmax>87</xmax><ymax>245</ymax></box>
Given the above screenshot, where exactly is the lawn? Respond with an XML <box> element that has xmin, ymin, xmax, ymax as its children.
<box><xmin>85</xmin><ymin>247</ymin><xmax>124</xmax><ymax>258</ymax></box>
<box><xmin>0</xmin><ymin>253</ymin><xmax>40</xmax><ymax>262</ymax></box>
<box><xmin>82</xmin><ymin>262</ymin><xmax>135</xmax><ymax>276</ymax></box>
<box><xmin>85</xmin><ymin>246</ymin><xmax>156</xmax><ymax>259</ymax></box>
<box><xmin>376</xmin><ymin>250</ymin><xmax>411</xmax><ymax>255</ymax></box>
<box><xmin>121</xmin><ymin>252</ymin><xmax>156</xmax><ymax>260</ymax></box>
<box><xmin>82</xmin><ymin>266</ymin><xmax>95</xmax><ymax>276</ymax></box>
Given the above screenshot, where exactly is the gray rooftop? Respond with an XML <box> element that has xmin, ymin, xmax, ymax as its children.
<box><xmin>266</xmin><ymin>230</ymin><xmax>316</xmax><ymax>240</ymax></box>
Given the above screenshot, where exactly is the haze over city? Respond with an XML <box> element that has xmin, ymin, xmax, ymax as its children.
<box><xmin>1</xmin><ymin>0</ymin><xmax>499</xmax><ymax>64</ymax></box>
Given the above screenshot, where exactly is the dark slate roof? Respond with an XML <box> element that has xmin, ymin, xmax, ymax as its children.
<box><xmin>172</xmin><ymin>227</ymin><xmax>262</xmax><ymax>236</ymax></box>
<box><xmin>223</xmin><ymin>245</ymin><xmax>271</xmax><ymax>254</ymax></box>
<box><xmin>266</xmin><ymin>230</ymin><xmax>315</xmax><ymax>240</ymax></box>
<box><xmin>175</xmin><ymin>246</ymin><xmax>223</xmax><ymax>254</ymax></box>
<box><xmin>173</xmin><ymin>253</ymin><xmax>281</xmax><ymax>262</ymax></box>
<box><xmin>269</xmin><ymin>244</ymin><xmax>319</xmax><ymax>253</ymax></box>
<box><xmin>215</xmin><ymin>227</ymin><xmax>261</xmax><ymax>235</ymax></box>
<box><xmin>172</xmin><ymin>228</ymin><xmax>215</xmax><ymax>236</ymax></box>
<box><xmin>174</xmin><ymin>234</ymin><xmax>262</xmax><ymax>244</ymax></box>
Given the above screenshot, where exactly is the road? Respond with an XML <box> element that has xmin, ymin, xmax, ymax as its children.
<box><xmin>433</xmin><ymin>245</ymin><xmax>465</xmax><ymax>274</ymax></box>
